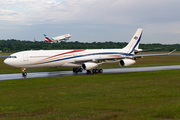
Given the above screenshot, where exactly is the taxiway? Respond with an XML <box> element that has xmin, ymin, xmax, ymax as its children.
<box><xmin>0</xmin><ymin>65</ymin><xmax>180</xmax><ymax>81</ymax></box>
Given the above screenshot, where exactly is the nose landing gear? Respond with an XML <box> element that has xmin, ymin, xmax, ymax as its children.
<box><xmin>22</xmin><ymin>68</ymin><xmax>27</xmax><ymax>77</ymax></box>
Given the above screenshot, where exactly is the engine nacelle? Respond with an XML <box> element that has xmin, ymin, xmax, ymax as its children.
<box><xmin>119</xmin><ymin>59</ymin><xmax>136</xmax><ymax>67</ymax></box>
<box><xmin>82</xmin><ymin>62</ymin><xmax>98</xmax><ymax>70</ymax></box>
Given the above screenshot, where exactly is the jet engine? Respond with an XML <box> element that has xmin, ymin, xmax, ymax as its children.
<box><xmin>119</xmin><ymin>59</ymin><xmax>136</xmax><ymax>67</ymax></box>
<box><xmin>82</xmin><ymin>62</ymin><xmax>98</xmax><ymax>70</ymax></box>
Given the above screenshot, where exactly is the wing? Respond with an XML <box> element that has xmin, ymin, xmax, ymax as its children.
<box><xmin>134</xmin><ymin>49</ymin><xmax>176</xmax><ymax>58</ymax></box>
<box><xmin>69</xmin><ymin>49</ymin><xmax>176</xmax><ymax>64</ymax></box>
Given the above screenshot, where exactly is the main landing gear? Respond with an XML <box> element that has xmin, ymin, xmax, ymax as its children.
<box><xmin>22</xmin><ymin>68</ymin><xmax>27</xmax><ymax>77</ymax></box>
<box><xmin>73</xmin><ymin>67</ymin><xmax>83</xmax><ymax>73</ymax></box>
<box><xmin>72</xmin><ymin>68</ymin><xmax>103</xmax><ymax>74</ymax></box>
<box><xmin>88</xmin><ymin>69</ymin><xmax>103</xmax><ymax>74</ymax></box>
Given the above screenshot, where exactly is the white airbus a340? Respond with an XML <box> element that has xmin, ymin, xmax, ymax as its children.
<box><xmin>4</xmin><ymin>29</ymin><xmax>175</xmax><ymax>76</ymax></box>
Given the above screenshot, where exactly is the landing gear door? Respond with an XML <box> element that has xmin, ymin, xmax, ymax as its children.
<box><xmin>23</xmin><ymin>54</ymin><xmax>28</xmax><ymax>61</ymax></box>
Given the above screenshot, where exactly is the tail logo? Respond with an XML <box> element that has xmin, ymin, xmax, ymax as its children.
<box><xmin>134</xmin><ymin>36</ymin><xmax>138</xmax><ymax>40</ymax></box>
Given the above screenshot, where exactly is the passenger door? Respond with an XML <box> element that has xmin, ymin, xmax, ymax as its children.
<box><xmin>23</xmin><ymin>53</ymin><xmax>28</xmax><ymax>61</ymax></box>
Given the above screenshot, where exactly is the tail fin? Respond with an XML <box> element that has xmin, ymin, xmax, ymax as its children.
<box><xmin>123</xmin><ymin>28</ymin><xmax>143</xmax><ymax>54</ymax></box>
<box><xmin>44</xmin><ymin>34</ymin><xmax>53</xmax><ymax>42</ymax></box>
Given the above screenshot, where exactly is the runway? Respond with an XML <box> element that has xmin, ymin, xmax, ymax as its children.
<box><xmin>0</xmin><ymin>55</ymin><xmax>9</xmax><ymax>57</ymax></box>
<box><xmin>0</xmin><ymin>65</ymin><xmax>180</xmax><ymax>81</ymax></box>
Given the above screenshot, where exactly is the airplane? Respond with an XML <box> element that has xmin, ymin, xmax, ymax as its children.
<box><xmin>44</xmin><ymin>34</ymin><xmax>72</xmax><ymax>42</ymax></box>
<box><xmin>4</xmin><ymin>28</ymin><xmax>175</xmax><ymax>77</ymax></box>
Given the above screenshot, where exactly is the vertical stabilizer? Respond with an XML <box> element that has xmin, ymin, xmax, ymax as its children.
<box><xmin>123</xmin><ymin>28</ymin><xmax>143</xmax><ymax>54</ymax></box>
<box><xmin>44</xmin><ymin>34</ymin><xmax>53</xmax><ymax>42</ymax></box>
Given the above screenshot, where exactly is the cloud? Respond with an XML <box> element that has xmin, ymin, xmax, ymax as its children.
<box><xmin>1</xmin><ymin>0</ymin><xmax>180</xmax><ymax>25</ymax></box>
<box><xmin>0</xmin><ymin>0</ymin><xmax>180</xmax><ymax>43</ymax></box>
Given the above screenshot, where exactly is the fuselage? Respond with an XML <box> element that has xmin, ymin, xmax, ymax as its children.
<box><xmin>4</xmin><ymin>49</ymin><xmax>130</xmax><ymax>69</ymax></box>
<box><xmin>52</xmin><ymin>34</ymin><xmax>71</xmax><ymax>41</ymax></box>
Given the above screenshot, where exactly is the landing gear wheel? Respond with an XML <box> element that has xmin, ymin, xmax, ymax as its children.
<box><xmin>92</xmin><ymin>69</ymin><xmax>103</xmax><ymax>74</ymax></box>
<box><xmin>73</xmin><ymin>67</ymin><xmax>83</xmax><ymax>73</ymax></box>
<box><xmin>73</xmin><ymin>68</ymin><xmax>76</xmax><ymax>72</ymax></box>
<box><xmin>95</xmin><ymin>69</ymin><xmax>99</xmax><ymax>73</ymax></box>
<box><xmin>22</xmin><ymin>72</ymin><xmax>27</xmax><ymax>77</ymax></box>
<box><xmin>92</xmin><ymin>69</ymin><xmax>96</xmax><ymax>73</ymax></box>
<box><xmin>75</xmin><ymin>68</ymin><xmax>79</xmax><ymax>72</ymax></box>
<box><xmin>87</xmin><ymin>70</ymin><xmax>91</xmax><ymax>74</ymax></box>
<box><xmin>79</xmin><ymin>68</ymin><xmax>83</xmax><ymax>72</ymax></box>
<box><xmin>98</xmin><ymin>69</ymin><xmax>103</xmax><ymax>73</ymax></box>
<box><xmin>22</xmin><ymin>68</ymin><xmax>27</xmax><ymax>77</ymax></box>
<box><xmin>73</xmin><ymin>68</ymin><xmax>78</xmax><ymax>73</ymax></box>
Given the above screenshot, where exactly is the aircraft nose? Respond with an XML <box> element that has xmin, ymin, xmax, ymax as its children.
<box><xmin>4</xmin><ymin>58</ymin><xmax>10</xmax><ymax>65</ymax></box>
<box><xmin>4</xmin><ymin>58</ymin><xmax>14</xmax><ymax>66</ymax></box>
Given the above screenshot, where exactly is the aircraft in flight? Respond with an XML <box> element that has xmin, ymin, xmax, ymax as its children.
<box><xmin>44</xmin><ymin>34</ymin><xmax>72</xmax><ymax>42</ymax></box>
<box><xmin>4</xmin><ymin>29</ymin><xmax>175</xmax><ymax>76</ymax></box>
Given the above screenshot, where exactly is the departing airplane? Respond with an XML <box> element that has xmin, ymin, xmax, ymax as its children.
<box><xmin>4</xmin><ymin>29</ymin><xmax>175</xmax><ymax>76</ymax></box>
<box><xmin>44</xmin><ymin>34</ymin><xmax>72</xmax><ymax>42</ymax></box>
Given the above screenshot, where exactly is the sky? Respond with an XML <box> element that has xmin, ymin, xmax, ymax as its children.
<box><xmin>0</xmin><ymin>0</ymin><xmax>180</xmax><ymax>44</ymax></box>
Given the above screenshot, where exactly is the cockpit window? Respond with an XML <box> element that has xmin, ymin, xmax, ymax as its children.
<box><xmin>8</xmin><ymin>56</ymin><xmax>17</xmax><ymax>58</ymax></box>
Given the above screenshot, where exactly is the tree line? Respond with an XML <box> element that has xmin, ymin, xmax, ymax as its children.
<box><xmin>0</xmin><ymin>39</ymin><xmax>179</xmax><ymax>52</ymax></box>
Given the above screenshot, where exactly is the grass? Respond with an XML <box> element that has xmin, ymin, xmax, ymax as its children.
<box><xmin>0</xmin><ymin>53</ymin><xmax>12</xmax><ymax>56</ymax></box>
<box><xmin>0</xmin><ymin>53</ymin><xmax>180</xmax><ymax>119</ymax></box>
<box><xmin>0</xmin><ymin>70</ymin><xmax>180</xmax><ymax>119</ymax></box>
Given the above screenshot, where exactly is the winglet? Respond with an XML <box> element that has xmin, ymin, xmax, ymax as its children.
<box><xmin>167</xmin><ymin>49</ymin><xmax>176</xmax><ymax>55</ymax></box>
